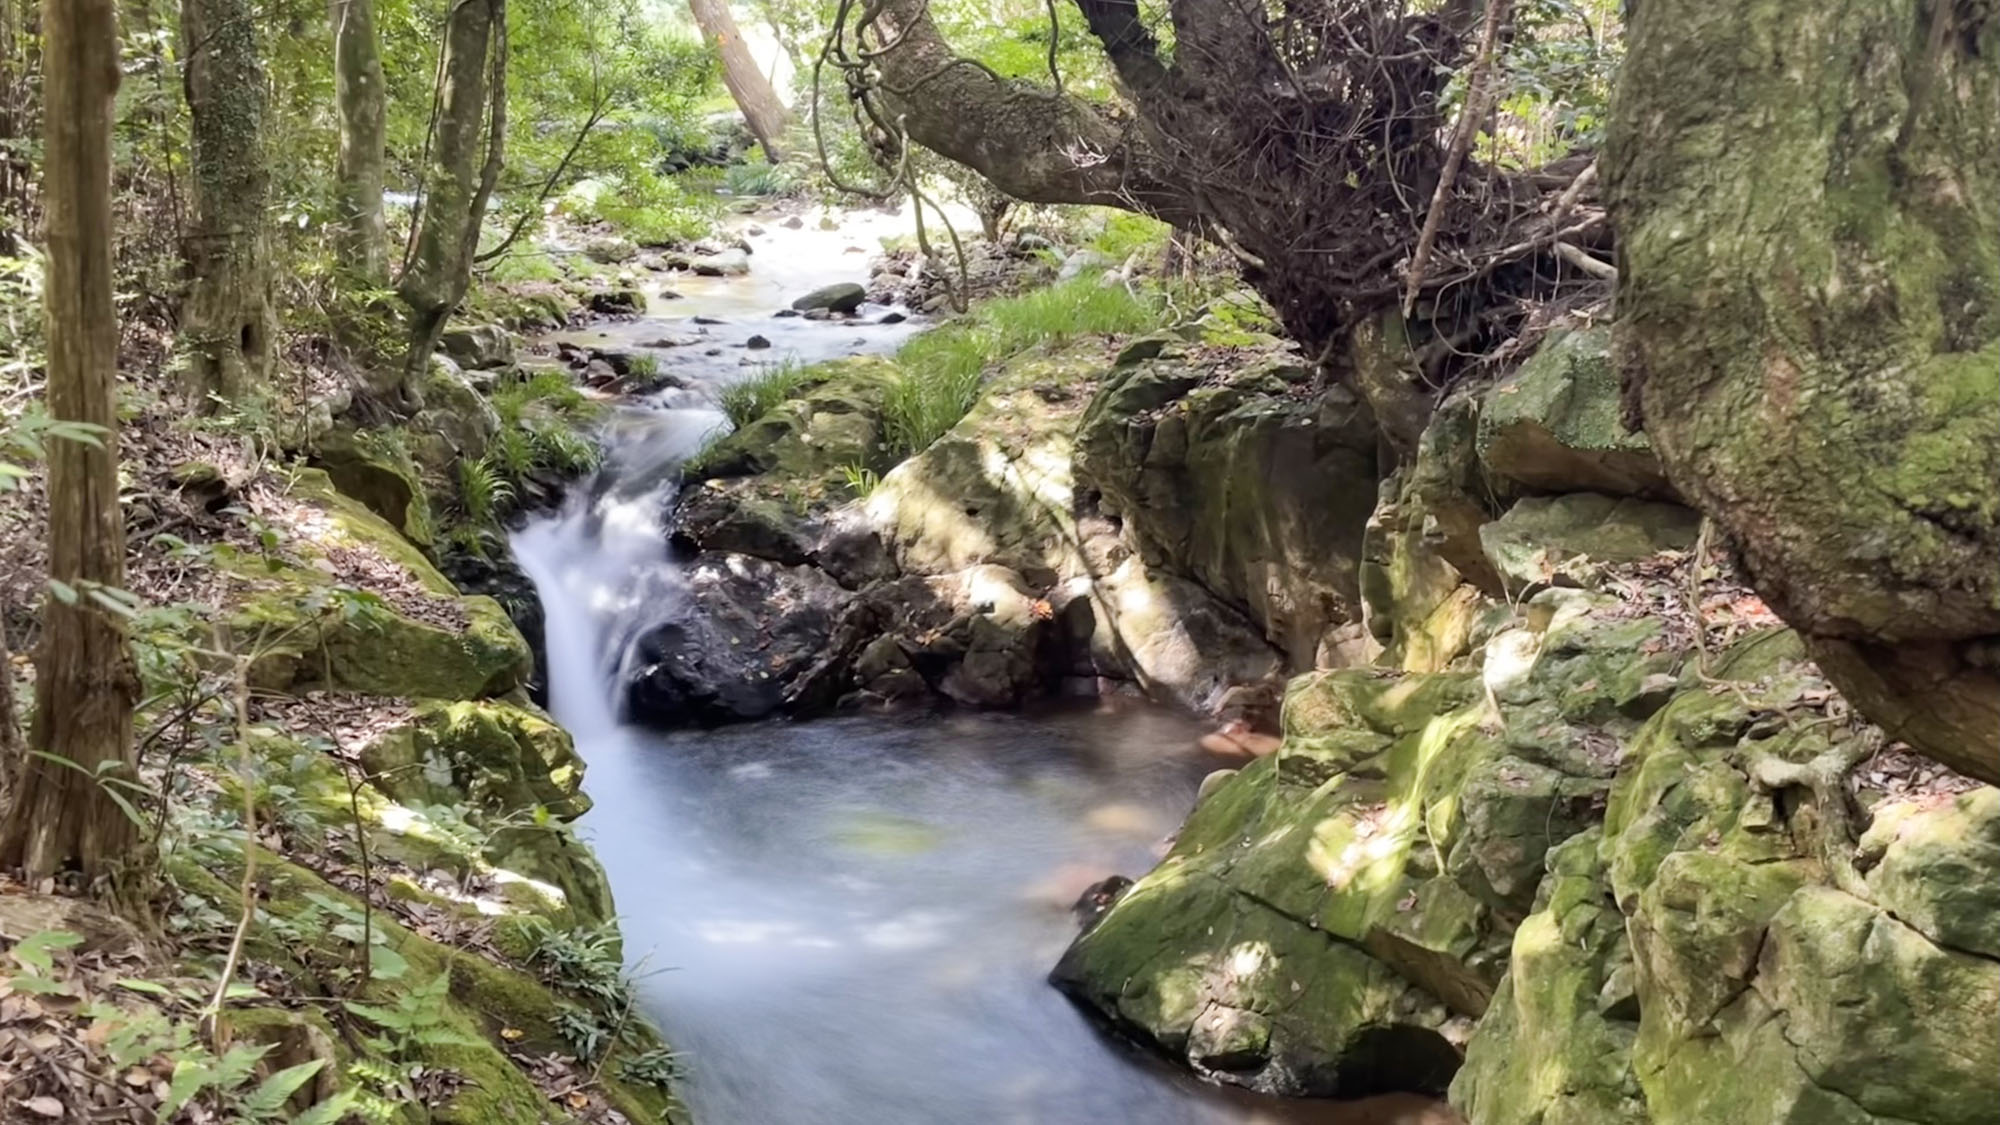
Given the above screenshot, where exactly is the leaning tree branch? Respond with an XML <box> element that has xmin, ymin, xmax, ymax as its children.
<box><xmin>1403</xmin><ymin>0</ymin><xmax>1510</xmax><ymax>315</ymax></box>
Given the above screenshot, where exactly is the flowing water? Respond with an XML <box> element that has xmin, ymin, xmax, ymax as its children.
<box><xmin>510</xmin><ymin>207</ymin><xmax>1448</xmax><ymax>1125</ymax></box>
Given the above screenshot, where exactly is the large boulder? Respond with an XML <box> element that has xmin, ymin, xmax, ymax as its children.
<box><xmin>312</xmin><ymin>426</ymin><xmax>435</xmax><ymax>548</ymax></box>
<box><xmin>1478</xmin><ymin>493</ymin><xmax>1699</xmax><ymax>592</ymax></box>
<box><xmin>1594</xmin><ymin>657</ymin><xmax>2000</xmax><ymax>1124</ymax></box>
<box><xmin>1450</xmin><ymin>830</ymin><xmax>1647</xmax><ymax>1125</ymax></box>
<box><xmin>790</xmin><ymin>282</ymin><xmax>867</xmax><ymax>314</ymax></box>
<box><xmin>1606</xmin><ymin>0</ymin><xmax>2000</xmax><ymax>782</ymax></box>
<box><xmin>234</xmin><ymin>471</ymin><xmax>532</xmax><ymax>700</ymax></box>
<box><xmin>1476</xmin><ymin>327</ymin><xmax>1669</xmax><ymax>499</ymax></box>
<box><xmin>625</xmin><ymin>552</ymin><xmax>852</xmax><ymax>725</ymax></box>
<box><xmin>1050</xmin><ymin>590</ymin><xmax>1724</xmax><ymax>1102</ymax></box>
<box><xmin>438</xmin><ymin>322</ymin><xmax>519</xmax><ymax>370</ymax></box>
<box><xmin>1075</xmin><ymin>343</ymin><xmax>1380</xmax><ymax>668</ymax></box>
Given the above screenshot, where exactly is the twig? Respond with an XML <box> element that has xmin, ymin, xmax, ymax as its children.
<box><xmin>1403</xmin><ymin>0</ymin><xmax>1511</xmax><ymax>316</ymax></box>
<box><xmin>1553</xmin><ymin>240</ymin><xmax>1616</xmax><ymax>279</ymax></box>
<box><xmin>200</xmin><ymin>658</ymin><xmax>257</xmax><ymax>1042</ymax></box>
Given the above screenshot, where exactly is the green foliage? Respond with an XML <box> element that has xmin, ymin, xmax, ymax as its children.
<box><xmin>345</xmin><ymin>974</ymin><xmax>487</xmax><ymax>1060</ymax></box>
<box><xmin>518</xmin><ymin>919</ymin><xmax>631</xmax><ymax>1009</ymax></box>
<box><xmin>718</xmin><ymin>359</ymin><xmax>815</xmax><ymax>429</ymax></box>
<box><xmin>838</xmin><ymin>462</ymin><xmax>880</xmax><ymax>498</ymax></box>
<box><xmin>560</xmin><ymin>171</ymin><xmax>720</xmax><ymax>248</ymax></box>
<box><xmin>1491</xmin><ymin>0</ymin><xmax>1622</xmax><ymax>164</ymax></box>
<box><xmin>884</xmin><ymin>277</ymin><xmax>1162</xmax><ymax>457</ymax></box>
<box><xmin>723</xmin><ymin>159</ymin><xmax>799</xmax><ymax>197</ymax></box>
<box><xmin>82</xmin><ymin>996</ymin><xmax>355</xmax><ymax>1123</ymax></box>
<box><xmin>457</xmin><ymin>458</ymin><xmax>517</xmax><ymax>528</ymax></box>
<box><xmin>1089</xmin><ymin>213</ymin><xmax>1173</xmax><ymax>260</ymax></box>
<box><xmin>619</xmin><ymin>1046</ymin><xmax>685</xmax><ymax>1090</ymax></box>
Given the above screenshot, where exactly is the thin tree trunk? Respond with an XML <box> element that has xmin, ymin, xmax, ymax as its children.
<box><xmin>180</xmin><ymin>0</ymin><xmax>277</xmax><ymax>406</ymax></box>
<box><xmin>396</xmin><ymin>0</ymin><xmax>505</xmax><ymax>396</ymax></box>
<box><xmin>331</xmin><ymin>0</ymin><xmax>387</xmax><ymax>284</ymax></box>
<box><xmin>0</xmin><ymin>0</ymin><xmax>139</xmax><ymax>881</ymax></box>
<box><xmin>688</xmin><ymin>0</ymin><xmax>790</xmax><ymax>161</ymax></box>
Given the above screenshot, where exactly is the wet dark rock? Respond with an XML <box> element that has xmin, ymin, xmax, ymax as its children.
<box><xmin>803</xmin><ymin>308</ymin><xmax>833</xmax><ymax>322</ymax></box>
<box><xmin>626</xmin><ymin>553</ymin><xmax>852</xmax><ymax>726</ymax></box>
<box><xmin>693</xmin><ymin>315</ymin><xmax>727</xmax><ymax>326</ymax></box>
<box><xmin>1071</xmin><ymin>875</ymin><xmax>1133</xmax><ymax>928</ymax></box>
<box><xmin>586</xmin><ymin>287</ymin><xmax>644</xmax><ymax>316</ymax></box>
<box><xmin>745</xmin><ymin>335</ymin><xmax>772</xmax><ymax>349</ymax></box>
<box><xmin>791</xmin><ymin>282</ymin><xmax>867</xmax><ymax>314</ymax></box>
<box><xmin>437</xmin><ymin>544</ymin><xmax>549</xmax><ymax>705</ymax></box>
<box><xmin>703</xmin><ymin>348</ymin><xmax>724</xmax><ymax>357</ymax></box>
<box><xmin>582</xmin><ymin>359</ymin><xmax>619</xmax><ymax>387</ymax></box>
<box><xmin>878</xmin><ymin>312</ymin><xmax>908</xmax><ymax>325</ymax></box>
<box><xmin>774</xmin><ymin>308</ymin><xmax>801</xmax><ymax>318</ymax></box>
<box><xmin>782</xmin><ymin>215</ymin><xmax>804</xmax><ymax>229</ymax></box>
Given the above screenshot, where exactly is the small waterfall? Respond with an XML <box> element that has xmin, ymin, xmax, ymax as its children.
<box><xmin>503</xmin><ymin>209</ymin><xmax>1362</xmax><ymax>1125</ymax></box>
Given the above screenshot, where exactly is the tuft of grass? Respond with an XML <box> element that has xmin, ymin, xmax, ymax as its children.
<box><xmin>723</xmin><ymin>160</ymin><xmax>797</xmax><ymax>197</ymax></box>
<box><xmin>716</xmin><ymin>359</ymin><xmax>814</xmax><ymax>429</ymax></box>
<box><xmin>838</xmin><ymin>461</ymin><xmax>881</xmax><ymax>499</ymax></box>
<box><xmin>882</xmin><ymin>276</ymin><xmax>1163</xmax><ymax>458</ymax></box>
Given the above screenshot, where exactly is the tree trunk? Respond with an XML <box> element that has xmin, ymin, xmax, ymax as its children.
<box><xmin>179</xmin><ymin>0</ymin><xmax>277</xmax><ymax>405</ymax></box>
<box><xmin>331</xmin><ymin>0</ymin><xmax>386</xmax><ymax>284</ymax></box>
<box><xmin>396</xmin><ymin>0</ymin><xmax>505</xmax><ymax>397</ymax></box>
<box><xmin>688</xmin><ymin>0</ymin><xmax>790</xmax><ymax>161</ymax></box>
<box><xmin>0</xmin><ymin>0</ymin><xmax>140</xmax><ymax>880</ymax></box>
<box><xmin>1607</xmin><ymin>0</ymin><xmax>2000</xmax><ymax>783</ymax></box>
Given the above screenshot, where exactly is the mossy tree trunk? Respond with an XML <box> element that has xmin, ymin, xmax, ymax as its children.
<box><xmin>396</xmin><ymin>0</ymin><xmax>505</xmax><ymax>398</ymax></box>
<box><xmin>331</xmin><ymin>0</ymin><xmax>387</xmax><ymax>284</ymax></box>
<box><xmin>179</xmin><ymin>0</ymin><xmax>278</xmax><ymax>406</ymax></box>
<box><xmin>688</xmin><ymin>0</ymin><xmax>790</xmax><ymax>161</ymax></box>
<box><xmin>1607</xmin><ymin>0</ymin><xmax>2000</xmax><ymax>783</ymax></box>
<box><xmin>0</xmin><ymin>0</ymin><xmax>141</xmax><ymax>880</ymax></box>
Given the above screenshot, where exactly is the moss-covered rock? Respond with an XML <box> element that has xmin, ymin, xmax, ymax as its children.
<box><xmin>233</xmin><ymin>470</ymin><xmax>532</xmax><ymax>700</ymax></box>
<box><xmin>1075</xmin><ymin>344</ymin><xmax>1380</xmax><ymax>668</ymax></box>
<box><xmin>167</xmin><ymin>848</ymin><xmax>683</xmax><ymax>1124</ymax></box>
<box><xmin>1450</xmin><ymin>829</ymin><xmax>1647</xmax><ymax>1125</ymax></box>
<box><xmin>1479</xmin><ymin>493</ymin><xmax>1699</xmax><ymax>592</ymax></box>
<box><xmin>693</xmin><ymin>355</ymin><xmax>900</xmax><ymax>483</ymax></box>
<box><xmin>313</xmin><ymin>426</ymin><xmax>436</xmax><ymax>547</ymax></box>
<box><xmin>1477</xmin><ymin>327</ymin><xmax>1669</xmax><ymax>500</ymax></box>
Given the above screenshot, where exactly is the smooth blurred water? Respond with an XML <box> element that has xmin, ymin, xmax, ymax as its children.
<box><xmin>509</xmin><ymin>208</ymin><xmax>1452</xmax><ymax>1125</ymax></box>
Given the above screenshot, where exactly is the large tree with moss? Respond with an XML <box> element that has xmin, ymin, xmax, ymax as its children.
<box><xmin>180</xmin><ymin>0</ymin><xmax>279</xmax><ymax>404</ymax></box>
<box><xmin>1606</xmin><ymin>0</ymin><xmax>1999</xmax><ymax>784</ymax></box>
<box><xmin>851</xmin><ymin>0</ymin><xmax>1997</xmax><ymax>782</ymax></box>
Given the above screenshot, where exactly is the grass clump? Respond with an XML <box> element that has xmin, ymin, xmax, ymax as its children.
<box><xmin>717</xmin><ymin>359</ymin><xmax>815</xmax><ymax>429</ymax></box>
<box><xmin>882</xmin><ymin>276</ymin><xmax>1162</xmax><ymax>457</ymax></box>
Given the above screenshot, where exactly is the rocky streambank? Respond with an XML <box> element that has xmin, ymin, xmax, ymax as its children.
<box><xmin>630</xmin><ymin>301</ymin><xmax>2000</xmax><ymax>1122</ymax></box>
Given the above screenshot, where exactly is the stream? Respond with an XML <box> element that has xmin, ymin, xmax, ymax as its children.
<box><xmin>509</xmin><ymin>206</ymin><xmax>1428</xmax><ymax>1125</ymax></box>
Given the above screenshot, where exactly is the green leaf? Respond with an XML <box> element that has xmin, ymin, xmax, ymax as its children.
<box><xmin>160</xmin><ymin>1055</ymin><xmax>216</xmax><ymax>1119</ymax></box>
<box><xmin>343</xmin><ymin>1001</ymin><xmax>406</xmax><ymax>1030</ymax></box>
<box><xmin>367</xmin><ymin>945</ymin><xmax>409</xmax><ymax>982</ymax></box>
<box><xmin>45</xmin><ymin>579</ymin><xmax>77</xmax><ymax>605</ymax></box>
<box><xmin>8</xmin><ymin>973</ymin><xmax>76</xmax><ymax>995</ymax></box>
<box><xmin>241</xmin><ymin>1058</ymin><xmax>326</xmax><ymax>1116</ymax></box>
<box><xmin>113</xmin><ymin>978</ymin><xmax>174</xmax><ymax>996</ymax></box>
<box><xmin>286</xmin><ymin>1090</ymin><xmax>357</xmax><ymax>1125</ymax></box>
<box><xmin>11</xmin><ymin>929</ymin><xmax>81</xmax><ymax>974</ymax></box>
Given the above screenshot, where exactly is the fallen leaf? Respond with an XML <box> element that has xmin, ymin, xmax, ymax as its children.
<box><xmin>23</xmin><ymin>1096</ymin><xmax>64</xmax><ymax>1118</ymax></box>
<box><xmin>500</xmin><ymin>1027</ymin><xmax>524</xmax><ymax>1041</ymax></box>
